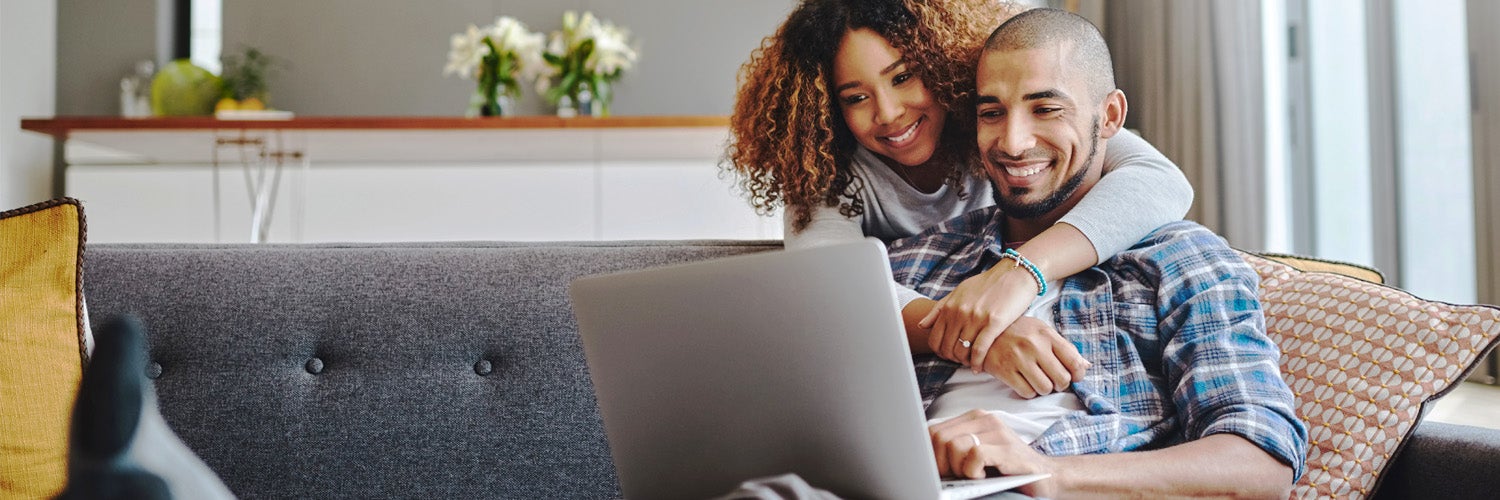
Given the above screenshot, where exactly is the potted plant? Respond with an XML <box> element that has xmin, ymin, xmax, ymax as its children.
<box><xmin>537</xmin><ymin>11</ymin><xmax>638</xmax><ymax>117</ymax></box>
<box><xmin>445</xmin><ymin>17</ymin><xmax>546</xmax><ymax>117</ymax></box>
<box><xmin>216</xmin><ymin>46</ymin><xmax>276</xmax><ymax>112</ymax></box>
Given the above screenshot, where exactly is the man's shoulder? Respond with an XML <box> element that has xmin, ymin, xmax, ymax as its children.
<box><xmin>1121</xmin><ymin>220</ymin><xmax>1236</xmax><ymax>260</ymax></box>
<box><xmin>1104</xmin><ymin>220</ymin><xmax>1252</xmax><ymax>283</ymax></box>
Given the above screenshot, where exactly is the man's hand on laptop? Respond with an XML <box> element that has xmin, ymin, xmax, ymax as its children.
<box><xmin>980</xmin><ymin>317</ymin><xmax>1090</xmax><ymax>398</ymax></box>
<box><xmin>929</xmin><ymin>409</ymin><xmax>1059</xmax><ymax>497</ymax></box>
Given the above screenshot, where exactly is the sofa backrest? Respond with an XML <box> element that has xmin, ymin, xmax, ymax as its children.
<box><xmin>83</xmin><ymin>240</ymin><xmax>781</xmax><ymax>499</ymax></box>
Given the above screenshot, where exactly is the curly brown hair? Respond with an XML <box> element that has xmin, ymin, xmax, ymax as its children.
<box><xmin>724</xmin><ymin>0</ymin><xmax>1023</xmax><ymax>232</ymax></box>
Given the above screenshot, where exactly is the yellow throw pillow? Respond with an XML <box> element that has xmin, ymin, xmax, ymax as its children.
<box><xmin>1257</xmin><ymin>252</ymin><xmax>1387</xmax><ymax>285</ymax></box>
<box><xmin>0</xmin><ymin>198</ymin><xmax>88</xmax><ymax>499</ymax></box>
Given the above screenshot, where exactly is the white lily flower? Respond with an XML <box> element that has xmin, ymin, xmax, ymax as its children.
<box><xmin>446</xmin><ymin>17</ymin><xmax>549</xmax><ymax>83</ymax></box>
<box><xmin>589</xmin><ymin>22</ymin><xmax>638</xmax><ymax>75</ymax></box>
<box><xmin>443</xmin><ymin>24</ymin><xmax>488</xmax><ymax>79</ymax></box>
<box><xmin>546</xmin><ymin>33</ymin><xmax>566</xmax><ymax>59</ymax></box>
<box><xmin>491</xmin><ymin>17</ymin><xmax>522</xmax><ymax>50</ymax></box>
<box><xmin>445</xmin><ymin>9</ymin><xmax>636</xmax><ymax>114</ymax></box>
<box><xmin>576</xmin><ymin>12</ymin><xmax>598</xmax><ymax>42</ymax></box>
<box><xmin>483</xmin><ymin>16</ymin><xmax>548</xmax><ymax>81</ymax></box>
<box><xmin>534</xmin><ymin>11</ymin><xmax>638</xmax><ymax>112</ymax></box>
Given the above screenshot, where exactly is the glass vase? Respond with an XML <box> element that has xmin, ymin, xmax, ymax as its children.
<box><xmin>590</xmin><ymin>80</ymin><xmax>613</xmax><ymax>118</ymax></box>
<box><xmin>467</xmin><ymin>83</ymin><xmax>512</xmax><ymax>118</ymax></box>
<box><xmin>576</xmin><ymin>89</ymin><xmax>594</xmax><ymax>117</ymax></box>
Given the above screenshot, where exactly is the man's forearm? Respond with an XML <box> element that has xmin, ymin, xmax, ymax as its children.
<box><xmin>902</xmin><ymin>298</ymin><xmax>935</xmax><ymax>354</ymax></box>
<box><xmin>1048</xmin><ymin>435</ymin><xmax>1293</xmax><ymax>499</ymax></box>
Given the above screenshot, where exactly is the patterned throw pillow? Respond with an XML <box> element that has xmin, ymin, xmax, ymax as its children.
<box><xmin>0</xmin><ymin>198</ymin><xmax>89</xmax><ymax>499</ymax></box>
<box><xmin>1240</xmin><ymin>252</ymin><xmax>1500</xmax><ymax>499</ymax></box>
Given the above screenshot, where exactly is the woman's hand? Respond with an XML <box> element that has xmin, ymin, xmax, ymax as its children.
<box><xmin>980</xmin><ymin>317</ymin><xmax>1089</xmax><ymax>398</ymax></box>
<box><xmin>920</xmin><ymin>261</ymin><xmax>1035</xmax><ymax>369</ymax></box>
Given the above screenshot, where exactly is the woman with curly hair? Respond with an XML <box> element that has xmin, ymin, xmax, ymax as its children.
<box><xmin>724</xmin><ymin>0</ymin><xmax>1193</xmax><ymax>384</ymax></box>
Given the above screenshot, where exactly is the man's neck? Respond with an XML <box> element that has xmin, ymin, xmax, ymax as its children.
<box><xmin>1001</xmin><ymin>209</ymin><xmax>1066</xmax><ymax>246</ymax></box>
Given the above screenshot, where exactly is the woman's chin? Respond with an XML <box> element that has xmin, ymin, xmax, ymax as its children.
<box><xmin>893</xmin><ymin>148</ymin><xmax>938</xmax><ymax>168</ymax></box>
<box><xmin>864</xmin><ymin>141</ymin><xmax>938</xmax><ymax>169</ymax></box>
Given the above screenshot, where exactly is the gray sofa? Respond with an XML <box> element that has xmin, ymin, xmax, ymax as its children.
<box><xmin>81</xmin><ymin>241</ymin><xmax>1500</xmax><ymax>499</ymax></box>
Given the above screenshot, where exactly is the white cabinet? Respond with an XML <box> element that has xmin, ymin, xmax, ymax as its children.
<box><xmin>599</xmin><ymin>161</ymin><xmax>777</xmax><ymax>240</ymax></box>
<box><xmin>62</xmin><ymin>125</ymin><xmax>782</xmax><ymax>244</ymax></box>
<box><xmin>68</xmin><ymin>165</ymin><xmax>223</xmax><ymax>243</ymax></box>
<box><xmin>301</xmin><ymin>163</ymin><xmax>599</xmax><ymax>242</ymax></box>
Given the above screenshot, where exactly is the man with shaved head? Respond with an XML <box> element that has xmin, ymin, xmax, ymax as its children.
<box><xmin>888</xmin><ymin>8</ymin><xmax>1308</xmax><ymax>497</ymax></box>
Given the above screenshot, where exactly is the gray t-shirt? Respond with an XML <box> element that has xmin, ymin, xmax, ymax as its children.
<box><xmin>782</xmin><ymin>128</ymin><xmax>1193</xmax><ymax>308</ymax></box>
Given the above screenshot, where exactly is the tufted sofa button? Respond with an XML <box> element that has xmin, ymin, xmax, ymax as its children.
<box><xmin>305</xmin><ymin>357</ymin><xmax>324</xmax><ymax>375</ymax></box>
<box><xmin>474</xmin><ymin>359</ymin><xmax>493</xmax><ymax>376</ymax></box>
<box><xmin>146</xmin><ymin>362</ymin><xmax>163</xmax><ymax>380</ymax></box>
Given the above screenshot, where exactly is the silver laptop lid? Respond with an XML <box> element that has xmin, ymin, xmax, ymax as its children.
<box><xmin>570</xmin><ymin>239</ymin><xmax>944</xmax><ymax>500</ymax></box>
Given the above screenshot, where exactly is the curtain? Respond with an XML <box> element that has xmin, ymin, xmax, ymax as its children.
<box><xmin>1103</xmin><ymin>0</ymin><xmax>1267</xmax><ymax>250</ymax></box>
<box><xmin>1468</xmin><ymin>0</ymin><xmax>1499</xmax><ymax>384</ymax></box>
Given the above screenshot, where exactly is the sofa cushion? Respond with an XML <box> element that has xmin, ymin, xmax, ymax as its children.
<box><xmin>0</xmin><ymin>198</ymin><xmax>90</xmax><ymax>498</ymax></box>
<box><xmin>1241</xmin><ymin>252</ymin><xmax>1500</xmax><ymax>499</ymax></box>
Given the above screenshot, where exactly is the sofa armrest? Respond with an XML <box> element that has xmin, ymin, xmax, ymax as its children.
<box><xmin>1372</xmin><ymin>420</ymin><xmax>1500</xmax><ymax>500</ymax></box>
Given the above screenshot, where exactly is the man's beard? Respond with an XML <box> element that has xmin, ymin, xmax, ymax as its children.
<box><xmin>991</xmin><ymin>120</ymin><xmax>1102</xmax><ymax>220</ymax></box>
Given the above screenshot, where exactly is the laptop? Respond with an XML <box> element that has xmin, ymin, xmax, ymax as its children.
<box><xmin>569</xmin><ymin>239</ymin><xmax>1048</xmax><ymax>500</ymax></box>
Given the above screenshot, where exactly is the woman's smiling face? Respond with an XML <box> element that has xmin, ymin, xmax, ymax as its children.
<box><xmin>832</xmin><ymin>28</ymin><xmax>948</xmax><ymax>168</ymax></box>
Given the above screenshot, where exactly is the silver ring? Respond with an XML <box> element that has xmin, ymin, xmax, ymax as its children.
<box><xmin>960</xmin><ymin>339</ymin><xmax>973</xmax><ymax>348</ymax></box>
<box><xmin>969</xmin><ymin>433</ymin><xmax>981</xmax><ymax>447</ymax></box>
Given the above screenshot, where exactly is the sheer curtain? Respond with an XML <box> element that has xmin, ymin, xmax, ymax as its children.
<box><xmin>1103</xmin><ymin>0</ymin><xmax>1267</xmax><ymax>250</ymax></box>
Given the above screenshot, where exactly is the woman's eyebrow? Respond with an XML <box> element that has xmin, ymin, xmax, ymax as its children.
<box><xmin>879</xmin><ymin>58</ymin><xmax>907</xmax><ymax>75</ymax></box>
<box><xmin>835</xmin><ymin>59</ymin><xmax>908</xmax><ymax>93</ymax></box>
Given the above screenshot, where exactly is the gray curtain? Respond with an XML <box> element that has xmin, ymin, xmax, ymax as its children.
<box><xmin>1103</xmin><ymin>0</ymin><xmax>1266</xmax><ymax>250</ymax></box>
<box><xmin>1468</xmin><ymin>0</ymin><xmax>1499</xmax><ymax>384</ymax></box>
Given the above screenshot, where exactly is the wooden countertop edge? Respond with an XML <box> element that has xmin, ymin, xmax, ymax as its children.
<box><xmin>20</xmin><ymin>115</ymin><xmax>731</xmax><ymax>139</ymax></box>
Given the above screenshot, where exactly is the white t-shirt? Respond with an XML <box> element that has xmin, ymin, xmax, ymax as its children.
<box><xmin>924</xmin><ymin>281</ymin><xmax>1084</xmax><ymax>444</ymax></box>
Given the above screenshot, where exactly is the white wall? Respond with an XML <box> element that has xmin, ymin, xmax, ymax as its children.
<box><xmin>54</xmin><ymin>0</ymin><xmax>796</xmax><ymax>117</ymax></box>
<box><xmin>53</xmin><ymin>0</ymin><xmax>156</xmax><ymax>117</ymax></box>
<box><xmin>216</xmin><ymin>0</ymin><xmax>794</xmax><ymax>117</ymax></box>
<box><xmin>0</xmin><ymin>0</ymin><xmax>57</xmax><ymax>210</ymax></box>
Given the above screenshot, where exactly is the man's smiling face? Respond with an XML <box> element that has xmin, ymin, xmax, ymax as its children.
<box><xmin>974</xmin><ymin>43</ymin><xmax>1110</xmax><ymax>221</ymax></box>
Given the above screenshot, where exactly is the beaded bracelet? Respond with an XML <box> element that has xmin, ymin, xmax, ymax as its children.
<box><xmin>1001</xmin><ymin>248</ymin><xmax>1047</xmax><ymax>296</ymax></box>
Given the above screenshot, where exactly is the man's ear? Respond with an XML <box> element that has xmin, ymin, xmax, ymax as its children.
<box><xmin>1097</xmin><ymin>89</ymin><xmax>1127</xmax><ymax>139</ymax></box>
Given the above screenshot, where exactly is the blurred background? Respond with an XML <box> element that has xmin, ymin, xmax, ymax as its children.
<box><xmin>2</xmin><ymin>1</ymin><xmax>1495</xmax><ymax>381</ymax></box>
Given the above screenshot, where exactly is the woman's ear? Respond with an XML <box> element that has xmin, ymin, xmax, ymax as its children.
<box><xmin>1098</xmin><ymin>89</ymin><xmax>1128</xmax><ymax>139</ymax></box>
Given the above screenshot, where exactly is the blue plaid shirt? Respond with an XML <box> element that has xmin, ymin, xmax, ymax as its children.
<box><xmin>888</xmin><ymin>208</ymin><xmax>1308</xmax><ymax>480</ymax></box>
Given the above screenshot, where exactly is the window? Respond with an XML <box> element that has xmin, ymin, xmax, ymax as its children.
<box><xmin>1281</xmin><ymin>0</ymin><xmax>1475</xmax><ymax>304</ymax></box>
<box><xmin>1391</xmin><ymin>0</ymin><xmax>1474</xmax><ymax>304</ymax></box>
<box><xmin>190</xmin><ymin>0</ymin><xmax>221</xmax><ymax>74</ymax></box>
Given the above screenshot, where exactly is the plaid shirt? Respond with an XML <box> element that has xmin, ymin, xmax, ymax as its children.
<box><xmin>888</xmin><ymin>208</ymin><xmax>1308</xmax><ymax>479</ymax></box>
